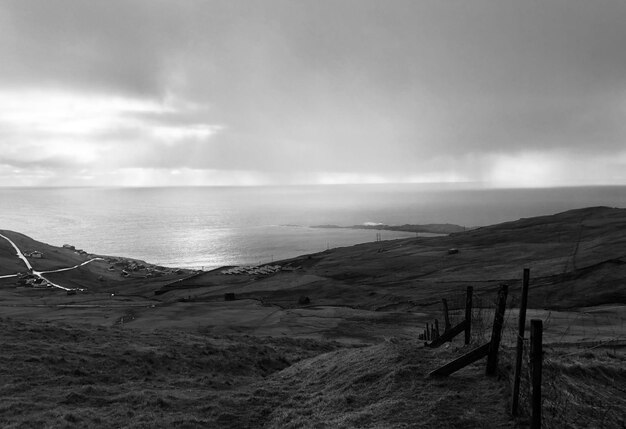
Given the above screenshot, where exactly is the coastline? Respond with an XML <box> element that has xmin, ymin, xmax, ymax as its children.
<box><xmin>310</xmin><ymin>223</ymin><xmax>464</xmax><ymax>235</ymax></box>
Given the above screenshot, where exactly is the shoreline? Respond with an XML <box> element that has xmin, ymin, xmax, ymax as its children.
<box><xmin>310</xmin><ymin>222</ymin><xmax>465</xmax><ymax>235</ymax></box>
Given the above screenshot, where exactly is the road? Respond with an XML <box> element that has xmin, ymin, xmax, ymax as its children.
<box><xmin>0</xmin><ymin>232</ymin><xmax>102</xmax><ymax>291</ymax></box>
<box><xmin>0</xmin><ymin>232</ymin><xmax>34</xmax><ymax>270</ymax></box>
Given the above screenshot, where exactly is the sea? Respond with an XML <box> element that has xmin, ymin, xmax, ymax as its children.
<box><xmin>1</xmin><ymin>185</ymin><xmax>625</xmax><ymax>270</ymax></box>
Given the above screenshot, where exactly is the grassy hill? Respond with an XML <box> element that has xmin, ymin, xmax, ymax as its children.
<box><xmin>163</xmin><ymin>206</ymin><xmax>626</xmax><ymax>311</ymax></box>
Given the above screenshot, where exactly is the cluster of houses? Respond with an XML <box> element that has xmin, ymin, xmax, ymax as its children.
<box><xmin>16</xmin><ymin>273</ymin><xmax>51</xmax><ymax>288</ymax></box>
<box><xmin>221</xmin><ymin>265</ymin><xmax>285</xmax><ymax>276</ymax></box>
<box><xmin>21</xmin><ymin>244</ymin><xmax>92</xmax><ymax>261</ymax></box>
<box><xmin>105</xmin><ymin>257</ymin><xmax>184</xmax><ymax>279</ymax></box>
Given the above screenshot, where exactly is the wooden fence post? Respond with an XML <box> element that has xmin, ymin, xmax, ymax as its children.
<box><xmin>465</xmin><ymin>286</ymin><xmax>473</xmax><ymax>345</ymax></box>
<box><xmin>425</xmin><ymin>319</ymin><xmax>467</xmax><ymax>348</ymax></box>
<box><xmin>530</xmin><ymin>319</ymin><xmax>543</xmax><ymax>429</ymax></box>
<box><xmin>442</xmin><ymin>298</ymin><xmax>451</xmax><ymax>331</ymax></box>
<box><xmin>486</xmin><ymin>284</ymin><xmax>508</xmax><ymax>375</ymax></box>
<box><xmin>512</xmin><ymin>268</ymin><xmax>530</xmax><ymax>416</ymax></box>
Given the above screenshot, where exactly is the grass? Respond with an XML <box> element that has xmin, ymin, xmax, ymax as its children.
<box><xmin>501</xmin><ymin>343</ymin><xmax>626</xmax><ymax>429</ymax></box>
<box><xmin>0</xmin><ymin>318</ymin><xmax>348</xmax><ymax>428</ymax></box>
<box><xmin>0</xmin><ymin>318</ymin><xmax>519</xmax><ymax>428</ymax></box>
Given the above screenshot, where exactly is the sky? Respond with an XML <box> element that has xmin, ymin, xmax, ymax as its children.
<box><xmin>1</xmin><ymin>0</ymin><xmax>625</xmax><ymax>187</ymax></box>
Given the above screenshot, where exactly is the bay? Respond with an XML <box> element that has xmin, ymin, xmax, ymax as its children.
<box><xmin>1</xmin><ymin>184</ymin><xmax>625</xmax><ymax>269</ymax></box>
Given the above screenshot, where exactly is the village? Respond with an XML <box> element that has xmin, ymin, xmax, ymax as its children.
<box><xmin>104</xmin><ymin>256</ymin><xmax>185</xmax><ymax>279</ymax></box>
<box><xmin>220</xmin><ymin>264</ymin><xmax>289</xmax><ymax>276</ymax></box>
<box><xmin>2</xmin><ymin>234</ymin><xmax>188</xmax><ymax>295</ymax></box>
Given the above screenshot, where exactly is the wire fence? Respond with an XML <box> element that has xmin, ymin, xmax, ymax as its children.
<box><xmin>437</xmin><ymin>287</ymin><xmax>625</xmax><ymax>347</ymax></box>
<box><xmin>431</xmin><ymin>282</ymin><xmax>626</xmax><ymax>428</ymax></box>
<box><xmin>511</xmin><ymin>337</ymin><xmax>626</xmax><ymax>428</ymax></box>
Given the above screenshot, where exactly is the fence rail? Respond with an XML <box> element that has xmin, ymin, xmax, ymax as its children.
<box><xmin>421</xmin><ymin>268</ymin><xmax>626</xmax><ymax>428</ymax></box>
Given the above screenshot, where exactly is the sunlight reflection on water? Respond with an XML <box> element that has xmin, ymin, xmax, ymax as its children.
<box><xmin>2</xmin><ymin>185</ymin><xmax>625</xmax><ymax>269</ymax></box>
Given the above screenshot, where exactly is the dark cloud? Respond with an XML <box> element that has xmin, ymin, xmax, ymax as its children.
<box><xmin>1</xmin><ymin>0</ymin><xmax>189</xmax><ymax>95</ymax></box>
<box><xmin>1</xmin><ymin>0</ymin><xmax>626</xmax><ymax>185</ymax></box>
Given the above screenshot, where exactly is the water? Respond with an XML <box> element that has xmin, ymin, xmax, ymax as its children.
<box><xmin>1</xmin><ymin>185</ymin><xmax>625</xmax><ymax>269</ymax></box>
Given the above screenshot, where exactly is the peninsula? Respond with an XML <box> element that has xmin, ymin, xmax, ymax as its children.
<box><xmin>310</xmin><ymin>222</ymin><xmax>467</xmax><ymax>235</ymax></box>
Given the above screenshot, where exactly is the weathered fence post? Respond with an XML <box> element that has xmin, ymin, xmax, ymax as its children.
<box><xmin>442</xmin><ymin>298</ymin><xmax>451</xmax><ymax>331</ymax></box>
<box><xmin>465</xmin><ymin>286</ymin><xmax>473</xmax><ymax>344</ymax></box>
<box><xmin>530</xmin><ymin>319</ymin><xmax>543</xmax><ymax>429</ymax></box>
<box><xmin>486</xmin><ymin>284</ymin><xmax>508</xmax><ymax>375</ymax></box>
<box><xmin>512</xmin><ymin>268</ymin><xmax>530</xmax><ymax>416</ymax></box>
<box><xmin>434</xmin><ymin>319</ymin><xmax>440</xmax><ymax>340</ymax></box>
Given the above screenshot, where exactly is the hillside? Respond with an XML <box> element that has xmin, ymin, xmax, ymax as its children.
<box><xmin>166</xmin><ymin>206</ymin><xmax>626</xmax><ymax>312</ymax></box>
<box><xmin>2</xmin><ymin>207</ymin><xmax>625</xmax><ymax>336</ymax></box>
<box><xmin>0</xmin><ymin>318</ymin><xmax>516</xmax><ymax>428</ymax></box>
<box><xmin>1</xmin><ymin>207</ymin><xmax>625</xmax><ymax>427</ymax></box>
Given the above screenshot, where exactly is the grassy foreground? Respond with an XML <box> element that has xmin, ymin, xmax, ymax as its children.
<box><xmin>1</xmin><ymin>318</ymin><xmax>517</xmax><ymax>428</ymax></box>
<box><xmin>3</xmin><ymin>317</ymin><xmax>622</xmax><ymax>428</ymax></box>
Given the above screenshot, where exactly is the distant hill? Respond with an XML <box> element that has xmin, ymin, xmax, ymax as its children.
<box><xmin>299</xmin><ymin>206</ymin><xmax>626</xmax><ymax>310</ymax></box>
<box><xmin>151</xmin><ymin>206</ymin><xmax>626</xmax><ymax>311</ymax></box>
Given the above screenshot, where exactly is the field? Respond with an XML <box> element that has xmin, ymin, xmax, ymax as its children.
<box><xmin>1</xmin><ymin>207</ymin><xmax>625</xmax><ymax>427</ymax></box>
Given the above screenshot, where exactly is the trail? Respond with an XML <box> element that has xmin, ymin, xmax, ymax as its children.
<box><xmin>40</xmin><ymin>258</ymin><xmax>104</xmax><ymax>274</ymax></box>
<box><xmin>0</xmin><ymin>274</ymin><xmax>18</xmax><ymax>279</ymax></box>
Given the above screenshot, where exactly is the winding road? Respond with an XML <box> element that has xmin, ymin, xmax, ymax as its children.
<box><xmin>0</xmin><ymin>232</ymin><xmax>102</xmax><ymax>291</ymax></box>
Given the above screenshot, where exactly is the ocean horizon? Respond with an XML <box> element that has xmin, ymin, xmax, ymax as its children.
<box><xmin>2</xmin><ymin>184</ymin><xmax>626</xmax><ymax>270</ymax></box>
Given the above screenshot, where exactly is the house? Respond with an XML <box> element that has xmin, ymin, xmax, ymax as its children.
<box><xmin>29</xmin><ymin>278</ymin><xmax>49</xmax><ymax>288</ymax></box>
<box><xmin>63</xmin><ymin>244</ymin><xmax>75</xmax><ymax>250</ymax></box>
<box><xmin>29</xmin><ymin>251</ymin><xmax>44</xmax><ymax>259</ymax></box>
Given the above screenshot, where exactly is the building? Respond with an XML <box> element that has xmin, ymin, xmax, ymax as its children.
<box><xmin>24</xmin><ymin>250</ymin><xmax>44</xmax><ymax>258</ymax></box>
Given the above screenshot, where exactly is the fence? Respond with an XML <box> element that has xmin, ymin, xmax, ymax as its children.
<box><xmin>428</xmin><ymin>284</ymin><xmax>509</xmax><ymax>377</ymax></box>
<box><xmin>422</xmin><ymin>268</ymin><xmax>626</xmax><ymax>428</ymax></box>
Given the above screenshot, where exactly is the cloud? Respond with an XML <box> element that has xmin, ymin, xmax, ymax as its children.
<box><xmin>0</xmin><ymin>89</ymin><xmax>222</xmax><ymax>176</ymax></box>
<box><xmin>0</xmin><ymin>0</ymin><xmax>191</xmax><ymax>96</ymax></box>
<box><xmin>2</xmin><ymin>0</ymin><xmax>626</xmax><ymax>186</ymax></box>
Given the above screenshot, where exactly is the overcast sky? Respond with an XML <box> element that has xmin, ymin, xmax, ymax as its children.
<box><xmin>1</xmin><ymin>0</ymin><xmax>625</xmax><ymax>187</ymax></box>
